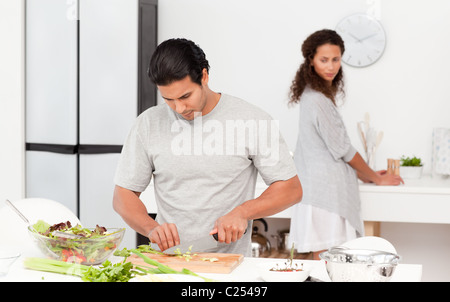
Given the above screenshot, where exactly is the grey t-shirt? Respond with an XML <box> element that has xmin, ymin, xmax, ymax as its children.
<box><xmin>114</xmin><ymin>93</ymin><xmax>297</xmax><ymax>255</ymax></box>
<box><xmin>291</xmin><ymin>86</ymin><xmax>363</xmax><ymax>235</ymax></box>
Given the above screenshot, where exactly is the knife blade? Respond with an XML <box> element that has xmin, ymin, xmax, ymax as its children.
<box><xmin>163</xmin><ymin>233</ymin><xmax>219</xmax><ymax>255</ymax></box>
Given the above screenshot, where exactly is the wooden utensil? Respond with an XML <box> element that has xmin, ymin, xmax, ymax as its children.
<box><xmin>387</xmin><ymin>158</ymin><xmax>400</xmax><ymax>176</ymax></box>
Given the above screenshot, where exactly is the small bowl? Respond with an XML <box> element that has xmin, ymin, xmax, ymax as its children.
<box><xmin>257</xmin><ymin>260</ymin><xmax>311</xmax><ymax>282</ymax></box>
<box><xmin>320</xmin><ymin>248</ymin><xmax>400</xmax><ymax>282</ymax></box>
<box><xmin>400</xmin><ymin>166</ymin><xmax>423</xmax><ymax>179</ymax></box>
<box><xmin>0</xmin><ymin>250</ymin><xmax>20</xmax><ymax>276</ymax></box>
<box><xmin>28</xmin><ymin>227</ymin><xmax>125</xmax><ymax>265</ymax></box>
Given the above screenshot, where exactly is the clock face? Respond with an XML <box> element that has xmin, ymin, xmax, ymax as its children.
<box><xmin>336</xmin><ymin>14</ymin><xmax>386</xmax><ymax>67</ymax></box>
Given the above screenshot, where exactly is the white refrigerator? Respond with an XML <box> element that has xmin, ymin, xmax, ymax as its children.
<box><xmin>25</xmin><ymin>0</ymin><xmax>157</xmax><ymax>248</ymax></box>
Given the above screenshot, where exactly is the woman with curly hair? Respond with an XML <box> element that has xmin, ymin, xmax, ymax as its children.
<box><xmin>288</xmin><ymin>29</ymin><xmax>403</xmax><ymax>260</ymax></box>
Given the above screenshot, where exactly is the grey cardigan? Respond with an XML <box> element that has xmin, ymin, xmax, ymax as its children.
<box><xmin>292</xmin><ymin>86</ymin><xmax>363</xmax><ymax>235</ymax></box>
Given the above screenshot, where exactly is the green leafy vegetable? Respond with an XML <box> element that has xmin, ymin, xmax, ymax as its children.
<box><xmin>23</xmin><ymin>257</ymin><xmax>138</xmax><ymax>282</ymax></box>
<box><xmin>32</xmin><ymin>219</ymin><xmax>51</xmax><ymax>234</ymax></box>
<box><xmin>81</xmin><ymin>260</ymin><xmax>136</xmax><ymax>282</ymax></box>
<box><xmin>400</xmin><ymin>155</ymin><xmax>422</xmax><ymax>167</ymax></box>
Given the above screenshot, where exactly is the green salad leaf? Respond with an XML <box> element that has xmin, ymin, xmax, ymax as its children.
<box><xmin>32</xmin><ymin>219</ymin><xmax>51</xmax><ymax>233</ymax></box>
<box><xmin>81</xmin><ymin>260</ymin><xmax>137</xmax><ymax>282</ymax></box>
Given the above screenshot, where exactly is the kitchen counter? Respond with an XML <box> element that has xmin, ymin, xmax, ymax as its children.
<box><xmin>360</xmin><ymin>175</ymin><xmax>450</xmax><ymax>224</ymax></box>
<box><xmin>1</xmin><ymin>252</ymin><xmax>422</xmax><ymax>282</ymax></box>
<box><xmin>359</xmin><ymin>175</ymin><xmax>450</xmax><ymax>194</ymax></box>
<box><xmin>266</xmin><ymin>175</ymin><xmax>450</xmax><ymax>223</ymax></box>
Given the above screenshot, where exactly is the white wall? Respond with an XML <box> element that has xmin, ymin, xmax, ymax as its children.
<box><xmin>157</xmin><ymin>0</ymin><xmax>450</xmax><ymax>171</ymax></box>
<box><xmin>0</xmin><ymin>0</ymin><xmax>25</xmax><ymax>203</ymax></box>
<box><xmin>341</xmin><ymin>0</ymin><xmax>450</xmax><ymax>173</ymax></box>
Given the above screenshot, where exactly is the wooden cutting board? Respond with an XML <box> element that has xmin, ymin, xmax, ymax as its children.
<box><xmin>126</xmin><ymin>252</ymin><xmax>244</xmax><ymax>274</ymax></box>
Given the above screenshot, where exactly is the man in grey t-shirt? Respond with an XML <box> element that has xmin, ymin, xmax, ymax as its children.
<box><xmin>113</xmin><ymin>38</ymin><xmax>302</xmax><ymax>255</ymax></box>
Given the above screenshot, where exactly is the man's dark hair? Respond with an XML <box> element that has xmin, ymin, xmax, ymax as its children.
<box><xmin>148</xmin><ymin>38</ymin><xmax>210</xmax><ymax>86</ymax></box>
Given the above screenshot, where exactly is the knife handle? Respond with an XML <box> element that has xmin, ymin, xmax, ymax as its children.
<box><xmin>212</xmin><ymin>228</ymin><xmax>247</xmax><ymax>241</ymax></box>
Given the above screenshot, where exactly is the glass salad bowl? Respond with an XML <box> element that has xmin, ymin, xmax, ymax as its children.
<box><xmin>28</xmin><ymin>224</ymin><xmax>125</xmax><ymax>265</ymax></box>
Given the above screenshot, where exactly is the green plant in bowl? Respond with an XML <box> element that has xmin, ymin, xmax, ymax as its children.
<box><xmin>399</xmin><ymin>156</ymin><xmax>423</xmax><ymax>179</ymax></box>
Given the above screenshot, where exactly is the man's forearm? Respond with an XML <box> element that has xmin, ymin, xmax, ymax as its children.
<box><xmin>112</xmin><ymin>185</ymin><xmax>159</xmax><ymax>237</ymax></box>
<box><xmin>236</xmin><ymin>175</ymin><xmax>302</xmax><ymax>221</ymax></box>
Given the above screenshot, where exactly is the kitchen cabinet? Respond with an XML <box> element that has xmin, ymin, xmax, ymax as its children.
<box><xmin>25</xmin><ymin>0</ymin><xmax>79</xmax><ymax>215</ymax></box>
<box><xmin>25</xmin><ymin>0</ymin><xmax>78</xmax><ymax>146</ymax></box>
<box><xmin>359</xmin><ymin>176</ymin><xmax>450</xmax><ymax>224</ymax></box>
<box><xmin>79</xmin><ymin>0</ymin><xmax>139</xmax><ymax>146</ymax></box>
<box><xmin>25</xmin><ymin>151</ymin><xmax>78</xmax><ymax>214</ymax></box>
<box><xmin>25</xmin><ymin>0</ymin><xmax>158</xmax><ymax>249</ymax></box>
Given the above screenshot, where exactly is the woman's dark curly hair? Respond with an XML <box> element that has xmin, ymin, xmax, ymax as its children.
<box><xmin>289</xmin><ymin>29</ymin><xmax>345</xmax><ymax>105</ymax></box>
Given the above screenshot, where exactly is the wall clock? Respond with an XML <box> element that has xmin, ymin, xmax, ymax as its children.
<box><xmin>335</xmin><ymin>13</ymin><xmax>386</xmax><ymax>67</ymax></box>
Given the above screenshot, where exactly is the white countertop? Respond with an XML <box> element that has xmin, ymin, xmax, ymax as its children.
<box><xmin>359</xmin><ymin>175</ymin><xmax>450</xmax><ymax>194</ymax></box>
<box><xmin>267</xmin><ymin>175</ymin><xmax>450</xmax><ymax>221</ymax></box>
<box><xmin>1</xmin><ymin>251</ymin><xmax>422</xmax><ymax>282</ymax></box>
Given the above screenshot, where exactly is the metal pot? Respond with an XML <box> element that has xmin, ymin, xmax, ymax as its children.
<box><xmin>251</xmin><ymin>219</ymin><xmax>271</xmax><ymax>257</ymax></box>
<box><xmin>320</xmin><ymin>247</ymin><xmax>401</xmax><ymax>282</ymax></box>
<box><xmin>272</xmin><ymin>229</ymin><xmax>290</xmax><ymax>252</ymax></box>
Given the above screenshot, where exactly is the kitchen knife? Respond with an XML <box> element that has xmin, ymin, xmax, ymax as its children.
<box><xmin>163</xmin><ymin>233</ymin><xmax>219</xmax><ymax>255</ymax></box>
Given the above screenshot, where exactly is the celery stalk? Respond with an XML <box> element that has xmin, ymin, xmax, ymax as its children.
<box><xmin>23</xmin><ymin>257</ymin><xmax>90</xmax><ymax>277</ymax></box>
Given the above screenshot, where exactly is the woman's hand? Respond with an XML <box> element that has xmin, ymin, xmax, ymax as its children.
<box><xmin>374</xmin><ymin>173</ymin><xmax>404</xmax><ymax>186</ymax></box>
<box><xmin>349</xmin><ymin>153</ymin><xmax>404</xmax><ymax>186</ymax></box>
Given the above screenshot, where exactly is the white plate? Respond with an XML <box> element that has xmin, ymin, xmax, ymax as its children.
<box><xmin>256</xmin><ymin>261</ymin><xmax>311</xmax><ymax>282</ymax></box>
<box><xmin>132</xmin><ymin>274</ymin><xmax>205</xmax><ymax>282</ymax></box>
<box><xmin>339</xmin><ymin>236</ymin><xmax>397</xmax><ymax>253</ymax></box>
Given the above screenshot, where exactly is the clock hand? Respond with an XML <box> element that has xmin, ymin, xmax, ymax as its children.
<box><xmin>360</xmin><ymin>33</ymin><xmax>378</xmax><ymax>41</ymax></box>
<box><xmin>348</xmin><ymin>33</ymin><xmax>362</xmax><ymax>42</ymax></box>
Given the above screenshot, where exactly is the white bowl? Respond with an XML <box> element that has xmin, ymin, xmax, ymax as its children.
<box><xmin>400</xmin><ymin>166</ymin><xmax>423</xmax><ymax>179</ymax></box>
<box><xmin>257</xmin><ymin>260</ymin><xmax>311</xmax><ymax>282</ymax></box>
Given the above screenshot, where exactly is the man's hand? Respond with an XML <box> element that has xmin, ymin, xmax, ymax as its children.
<box><xmin>210</xmin><ymin>208</ymin><xmax>248</xmax><ymax>244</ymax></box>
<box><xmin>147</xmin><ymin>223</ymin><xmax>180</xmax><ymax>251</ymax></box>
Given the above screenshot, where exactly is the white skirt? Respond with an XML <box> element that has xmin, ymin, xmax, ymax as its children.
<box><xmin>288</xmin><ymin>203</ymin><xmax>362</xmax><ymax>253</ymax></box>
